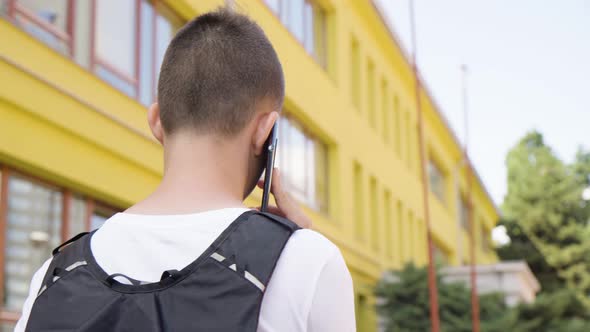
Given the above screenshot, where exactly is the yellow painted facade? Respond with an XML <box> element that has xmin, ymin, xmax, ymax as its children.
<box><xmin>0</xmin><ymin>0</ymin><xmax>498</xmax><ymax>331</ymax></box>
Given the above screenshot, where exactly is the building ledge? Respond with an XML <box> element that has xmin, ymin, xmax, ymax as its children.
<box><xmin>441</xmin><ymin>261</ymin><xmax>541</xmax><ymax>306</ymax></box>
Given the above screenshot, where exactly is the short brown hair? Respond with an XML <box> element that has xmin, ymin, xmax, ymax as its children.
<box><xmin>157</xmin><ymin>8</ymin><xmax>284</xmax><ymax>136</ymax></box>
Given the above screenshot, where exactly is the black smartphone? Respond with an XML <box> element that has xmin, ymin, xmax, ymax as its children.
<box><xmin>260</xmin><ymin>124</ymin><xmax>279</xmax><ymax>212</ymax></box>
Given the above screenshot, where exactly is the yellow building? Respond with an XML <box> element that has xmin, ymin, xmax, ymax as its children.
<box><xmin>0</xmin><ymin>0</ymin><xmax>498</xmax><ymax>330</ymax></box>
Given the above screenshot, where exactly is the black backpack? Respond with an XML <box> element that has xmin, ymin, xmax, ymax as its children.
<box><xmin>26</xmin><ymin>210</ymin><xmax>299</xmax><ymax>331</ymax></box>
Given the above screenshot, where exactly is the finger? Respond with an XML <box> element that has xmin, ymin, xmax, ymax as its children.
<box><xmin>265</xmin><ymin>205</ymin><xmax>287</xmax><ymax>218</ymax></box>
<box><xmin>250</xmin><ymin>205</ymin><xmax>284</xmax><ymax>218</ymax></box>
<box><xmin>257</xmin><ymin>179</ymin><xmax>264</xmax><ymax>189</ymax></box>
<box><xmin>270</xmin><ymin>168</ymin><xmax>282</xmax><ymax>194</ymax></box>
<box><xmin>270</xmin><ymin>168</ymin><xmax>289</xmax><ymax>206</ymax></box>
<box><xmin>272</xmin><ymin>190</ymin><xmax>299</xmax><ymax>219</ymax></box>
<box><xmin>252</xmin><ymin>204</ymin><xmax>286</xmax><ymax>218</ymax></box>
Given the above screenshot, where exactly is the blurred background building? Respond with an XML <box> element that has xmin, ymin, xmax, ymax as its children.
<box><xmin>0</xmin><ymin>0</ymin><xmax>498</xmax><ymax>330</ymax></box>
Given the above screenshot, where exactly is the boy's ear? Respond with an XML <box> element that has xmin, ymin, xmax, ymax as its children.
<box><xmin>147</xmin><ymin>102</ymin><xmax>164</xmax><ymax>144</ymax></box>
<box><xmin>253</xmin><ymin>111</ymin><xmax>279</xmax><ymax>156</ymax></box>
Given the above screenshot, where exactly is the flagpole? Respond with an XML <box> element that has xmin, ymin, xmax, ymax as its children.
<box><xmin>408</xmin><ymin>1</ymin><xmax>441</xmax><ymax>331</ymax></box>
<box><xmin>461</xmin><ymin>64</ymin><xmax>480</xmax><ymax>332</ymax></box>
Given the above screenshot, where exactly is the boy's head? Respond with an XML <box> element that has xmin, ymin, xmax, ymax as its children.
<box><xmin>157</xmin><ymin>8</ymin><xmax>284</xmax><ymax>136</ymax></box>
<box><xmin>148</xmin><ymin>8</ymin><xmax>284</xmax><ymax>198</ymax></box>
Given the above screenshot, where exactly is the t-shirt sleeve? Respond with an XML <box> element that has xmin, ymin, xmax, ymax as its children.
<box><xmin>14</xmin><ymin>258</ymin><xmax>52</xmax><ymax>332</ymax></box>
<box><xmin>306</xmin><ymin>249</ymin><xmax>356</xmax><ymax>332</ymax></box>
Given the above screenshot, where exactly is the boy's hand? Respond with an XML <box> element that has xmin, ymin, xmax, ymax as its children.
<box><xmin>255</xmin><ymin>168</ymin><xmax>312</xmax><ymax>229</ymax></box>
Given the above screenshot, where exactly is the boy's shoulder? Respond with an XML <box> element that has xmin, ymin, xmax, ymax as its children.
<box><xmin>282</xmin><ymin>228</ymin><xmax>342</xmax><ymax>263</ymax></box>
<box><xmin>291</xmin><ymin>228</ymin><xmax>337</xmax><ymax>247</ymax></box>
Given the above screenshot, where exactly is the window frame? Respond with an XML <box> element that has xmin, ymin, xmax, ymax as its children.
<box><xmin>89</xmin><ymin>0</ymin><xmax>180</xmax><ymax>103</ymax></box>
<box><xmin>353</xmin><ymin>161</ymin><xmax>364</xmax><ymax>241</ymax></box>
<box><xmin>369</xmin><ymin>176</ymin><xmax>378</xmax><ymax>251</ymax></box>
<box><xmin>89</xmin><ymin>0</ymin><xmax>142</xmax><ymax>98</ymax></box>
<box><xmin>367</xmin><ymin>58</ymin><xmax>376</xmax><ymax>129</ymax></box>
<box><xmin>427</xmin><ymin>157</ymin><xmax>447</xmax><ymax>204</ymax></box>
<box><xmin>2</xmin><ymin>0</ymin><xmax>181</xmax><ymax>106</ymax></box>
<box><xmin>0</xmin><ymin>164</ymin><xmax>120</xmax><ymax>324</ymax></box>
<box><xmin>458</xmin><ymin>193</ymin><xmax>470</xmax><ymax>232</ymax></box>
<box><xmin>350</xmin><ymin>35</ymin><xmax>361</xmax><ymax>110</ymax></box>
<box><xmin>383</xmin><ymin>189</ymin><xmax>393</xmax><ymax>259</ymax></box>
<box><xmin>433</xmin><ymin>241</ymin><xmax>449</xmax><ymax>265</ymax></box>
<box><xmin>5</xmin><ymin>0</ymin><xmax>76</xmax><ymax>56</ymax></box>
<box><xmin>262</xmin><ymin>0</ymin><xmax>328</xmax><ymax>70</ymax></box>
<box><xmin>480</xmin><ymin>225</ymin><xmax>491</xmax><ymax>253</ymax></box>
<box><xmin>277</xmin><ymin>114</ymin><xmax>330</xmax><ymax>214</ymax></box>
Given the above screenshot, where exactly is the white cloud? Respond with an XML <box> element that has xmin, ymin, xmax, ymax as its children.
<box><xmin>492</xmin><ymin>225</ymin><xmax>510</xmax><ymax>246</ymax></box>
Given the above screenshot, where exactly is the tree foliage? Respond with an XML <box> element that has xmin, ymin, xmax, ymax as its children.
<box><xmin>511</xmin><ymin>289</ymin><xmax>590</xmax><ymax>332</ymax></box>
<box><xmin>496</xmin><ymin>217</ymin><xmax>562</xmax><ymax>292</ymax></box>
<box><xmin>377</xmin><ymin>131</ymin><xmax>590</xmax><ymax>331</ymax></box>
<box><xmin>502</xmin><ymin>131</ymin><xmax>590</xmax><ymax>308</ymax></box>
<box><xmin>375</xmin><ymin>264</ymin><xmax>515</xmax><ymax>332</ymax></box>
<box><xmin>376</xmin><ymin>264</ymin><xmax>590</xmax><ymax>332</ymax></box>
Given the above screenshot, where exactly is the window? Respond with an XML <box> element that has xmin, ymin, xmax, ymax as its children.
<box><xmin>367</xmin><ymin>60</ymin><xmax>376</xmax><ymax>129</ymax></box>
<box><xmin>350</xmin><ymin>36</ymin><xmax>361</xmax><ymax>110</ymax></box>
<box><xmin>397</xmin><ymin>200</ymin><xmax>404</xmax><ymax>263</ymax></box>
<box><xmin>0</xmin><ymin>321</ymin><xmax>15</xmax><ymax>332</ymax></box>
<box><xmin>4</xmin><ymin>175</ymin><xmax>62</xmax><ymax>312</ymax></box>
<box><xmin>265</xmin><ymin>0</ymin><xmax>280</xmax><ymax>13</ymax></box>
<box><xmin>369</xmin><ymin>177</ymin><xmax>378</xmax><ymax>251</ymax></box>
<box><xmin>416</xmin><ymin>219</ymin><xmax>425</xmax><ymax>264</ymax></box>
<box><xmin>4</xmin><ymin>0</ymin><xmax>74</xmax><ymax>54</ymax></box>
<box><xmin>394</xmin><ymin>96</ymin><xmax>401</xmax><ymax>156</ymax></box>
<box><xmin>91</xmin><ymin>204</ymin><xmax>117</xmax><ymax>230</ymax></box>
<box><xmin>264</xmin><ymin>0</ymin><xmax>328</xmax><ymax>68</ymax></box>
<box><xmin>384</xmin><ymin>190</ymin><xmax>393</xmax><ymax>259</ymax></box>
<box><xmin>408</xmin><ymin>210</ymin><xmax>414</xmax><ymax>259</ymax></box>
<box><xmin>93</xmin><ymin>0</ymin><xmax>138</xmax><ymax>96</ymax></box>
<box><xmin>381</xmin><ymin>79</ymin><xmax>389</xmax><ymax>143</ymax></box>
<box><xmin>92</xmin><ymin>0</ymin><xmax>181</xmax><ymax>102</ymax></box>
<box><xmin>428</xmin><ymin>159</ymin><xmax>446</xmax><ymax>203</ymax></box>
<box><xmin>1</xmin><ymin>0</ymin><xmax>182</xmax><ymax>105</ymax></box>
<box><xmin>353</xmin><ymin>162</ymin><xmax>364</xmax><ymax>240</ymax></box>
<box><xmin>276</xmin><ymin>116</ymin><xmax>329</xmax><ymax>213</ymax></box>
<box><xmin>69</xmin><ymin>195</ymin><xmax>87</xmax><ymax>236</ymax></box>
<box><xmin>481</xmin><ymin>227</ymin><xmax>491</xmax><ymax>252</ymax></box>
<box><xmin>459</xmin><ymin>194</ymin><xmax>470</xmax><ymax>232</ymax></box>
<box><xmin>139</xmin><ymin>1</ymin><xmax>182</xmax><ymax>105</ymax></box>
<box><xmin>433</xmin><ymin>242</ymin><xmax>449</xmax><ymax>265</ymax></box>
<box><xmin>0</xmin><ymin>167</ymin><xmax>120</xmax><ymax>321</ymax></box>
<box><xmin>405</xmin><ymin>111</ymin><xmax>411</xmax><ymax>168</ymax></box>
<box><xmin>415</xmin><ymin>130</ymin><xmax>421</xmax><ymax>177</ymax></box>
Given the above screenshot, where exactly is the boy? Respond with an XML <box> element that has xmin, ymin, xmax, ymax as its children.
<box><xmin>16</xmin><ymin>8</ymin><xmax>355</xmax><ymax>332</ymax></box>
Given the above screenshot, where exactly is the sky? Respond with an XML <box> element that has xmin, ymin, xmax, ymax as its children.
<box><xmin>375</xmin><ymin>0</ymin><xmax>590</xmax><ymax>206</ymax></box>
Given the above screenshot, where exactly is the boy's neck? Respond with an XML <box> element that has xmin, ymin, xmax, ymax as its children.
<box><xmin>125</xmin><ymin>134</ymin><xmax>248</xmax><ymax>215</ymax></box>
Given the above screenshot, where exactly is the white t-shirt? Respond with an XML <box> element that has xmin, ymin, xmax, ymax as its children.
<box><xmin>15</xmin><ymin>208</ymin><xmax>356</xmax><ymax>332</ymax></box>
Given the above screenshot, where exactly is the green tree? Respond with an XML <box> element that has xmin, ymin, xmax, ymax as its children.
<box><xmin>496</xmin><ymin>217</ymin><xmax>562</xmax><ymax>292</ymax></box>
<box><xmin>375</xmin><ymin>264</ymin><xmax>515</xmax><ymax>332</ymax></box>
<box><xmin>502</xmin><ymin>131</ymin><xmax>590</xmax><ymax>308</ymax></box>
<box><xmin>511</xmin><ymin>289</ymin><xmax>590</xmax><ymax>332</ymax></box>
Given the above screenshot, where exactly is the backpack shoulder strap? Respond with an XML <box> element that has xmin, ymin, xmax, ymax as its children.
<box><xmin>37</xmin><ymin>232</ymin><xmax>92</xmax><ymax>296</ymax></box>
<box><xmin>209</xmin><ymin>211</ymin><xmax>300</xmax><ymax>291</ymax></box>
